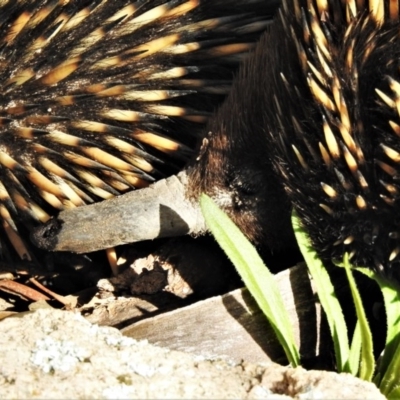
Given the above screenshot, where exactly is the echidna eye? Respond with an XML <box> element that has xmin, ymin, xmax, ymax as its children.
<box><xmin>229</xmin><ymin>170</ymin><xmax>260</xmax><ymax>197</ymax></box>
<box><xmin>238</xmin><ymin>183</ymin><xmax>258</xmax><ymax>196</ymax></box>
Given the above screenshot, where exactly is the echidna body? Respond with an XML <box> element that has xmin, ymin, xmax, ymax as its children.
<box><xmin>33</xmin><ymin>0</ymin><xmax>400</xmax><ymax>279</ymax></box>
<box><xmin>0</xmin><ymin>0</ymin><xmax>276</xmax><ymax>260</ymax></box>
<box><xmin>263</xmin><ymin>0</ymin><xmax>400</xmax><ymax>277</ymax></box>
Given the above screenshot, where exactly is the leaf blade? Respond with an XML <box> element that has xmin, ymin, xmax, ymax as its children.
<box><xmin>292</xmin><ymin>212</ymin><xmax>350</xmax><ymax>372</ymax></box>
<box><xmin>200</xmin><ymin>194</ymin><xmax>300</xmax><ymax>366</ymax></box>
<box><xmin>343</xmin><ymin>254</ymin><xmax>374</xmax><ymax>381</ymax></box>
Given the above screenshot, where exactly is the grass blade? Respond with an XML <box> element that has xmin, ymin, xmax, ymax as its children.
<box><xmin>200</xmin><ymin>194</ymin><xmax>300</xmax><ymax>366</ymax></box>
<box><xmin>356</xmin><ymin>267</ymin><xmax>400</xmax><ymax>392</ymax></box>
<box><xmin>348</xmin><ymin>321</ymin><xmax>361</xmax><ymax>376</ymax></box>
<box><xmin>342</xmin><ymin>254</ymin><xmax>374</xmax><ymax>381</ymax></box>
<box><xmin>388</xmin><ymin>385</ymin><xmax>400</xmax><ymax>399</ymax></box>
<box><xmin>382</xmin><ymin>339</ymin><xmax>400</xmax><ymax>397</ymax></box>
<box><xmin>292</xmin><ymin>212</ymin><xmax>350</xmax><ymax>372</ymax></box>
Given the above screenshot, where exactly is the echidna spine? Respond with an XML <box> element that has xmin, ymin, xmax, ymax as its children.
<box><xmin>266</xmin><ymin>0</ymin><xmax>400</xmax><ymax>277</ymax></box>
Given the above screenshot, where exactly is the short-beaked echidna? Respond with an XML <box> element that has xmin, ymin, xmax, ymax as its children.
<box><xmin>35</xmin><ymin>0</ymin><xmax>400</xmax><ymax>279</ymax></box>
<box><xmin>0</xmin><ymin>0</ymin><xmax>277</xmax><ymax>261</ymax></box>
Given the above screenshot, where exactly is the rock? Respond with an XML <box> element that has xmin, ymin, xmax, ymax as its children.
<box><xmin>121</xmin><ymin>264</ymin><xmax>328</xmax><ymax>365</ymax></box>
<box><xmin>0</xmin><ymin>309</ymin><xmax>384</xmax><ymax>399</ymax></box>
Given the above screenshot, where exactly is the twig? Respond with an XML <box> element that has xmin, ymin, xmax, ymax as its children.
<box><xmin>0</xmin><ymin>279</ymin><xmax>50</xmax><ymax>301</ymax></box>
<box><xmin>29</xmin><ymin>277</ymin><xmax>73</xmax><ymax>307</ymax></box>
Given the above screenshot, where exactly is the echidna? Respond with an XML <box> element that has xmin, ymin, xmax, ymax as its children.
<box><xmin>34</xmin><ymin>0</ymin><xmax>400</xmax><ymax>279</ymax></box>
<box><xmin>0</xmin><ymin>0</ymin><xmax>277</xmax><ymax>261</ymax></box>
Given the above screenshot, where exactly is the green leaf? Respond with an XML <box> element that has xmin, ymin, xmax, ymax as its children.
<box><xmin>348</xmin><ymin>321</ymin><xmax>361</xmax><ymax>376</ymax></box>
<box><xmin>355</xmin><ymin>267</ymin><xmax>400</xmax><ymax>392</ymax></box>
<box><xmin>292</xmin><ymin>212</ymin><xmax>350</xmax><ymax>372</ymax></box>
<box><xmin>388</xmin><ymin>385</ymin><xmax>400</xmax><ymax>399</ymax></box>
<box><xmin>200</xmin><ymin>194</ymin><xmax>300</xmax><ymax>367</ymax></box>
<box><xmin>382</xmin><ymin>339</ymin><xmax>400</xmax><ymax>397</ymax></box>
<box><xmin>342</xmin><ymin>254</ymin><xmax>374</xmax><ymax>381</ymax></box>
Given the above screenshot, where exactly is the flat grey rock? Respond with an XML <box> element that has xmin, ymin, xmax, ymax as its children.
<box><xmin>0</xmin><ymin>309</ymin><xmax>384</xmax><ymax>399</ymax></box>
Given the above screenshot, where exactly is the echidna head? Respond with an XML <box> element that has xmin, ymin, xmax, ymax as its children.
<box><xmin>188</xmin><ymin>42</ymin><xmax>298</xmax><ymax>260</ymax></box>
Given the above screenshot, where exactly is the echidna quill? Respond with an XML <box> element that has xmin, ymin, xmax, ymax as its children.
<box><xmin>33</xmin><ymin>0</ymin><xmax>400</xmax><ymax>280</ymax></box>
<box><xmin>0</xmin><ymin>0</ymin><xmax>278</xmax><ymax>262</ymax></box>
